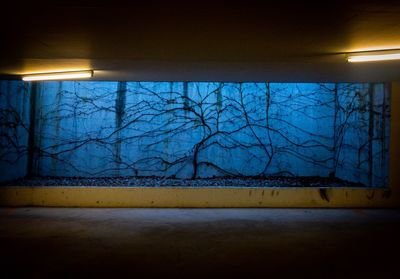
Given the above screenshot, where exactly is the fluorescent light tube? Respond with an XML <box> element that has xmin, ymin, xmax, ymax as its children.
<box><xmin>347</xmin><ymin>50</ymin><xmax>400</xmax><ymax>63</ymax></box>
<box><xmin>22</xmin><ymin>70</ymin><xmax>93</xmax><ymax>81</ymax></box>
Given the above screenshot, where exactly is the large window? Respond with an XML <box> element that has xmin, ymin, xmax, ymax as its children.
<box><xmin>0</xmin><ymin>81</ymin><xmax>390</xmax><ymax>187</ymax></box>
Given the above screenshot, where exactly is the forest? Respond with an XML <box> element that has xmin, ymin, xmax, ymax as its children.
<box><xmin>0</xmin><ymin>81</ymin><xmax>390</xmax><ymax>187</ymax></box>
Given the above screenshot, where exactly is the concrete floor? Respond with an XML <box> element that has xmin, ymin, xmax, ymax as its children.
<box><xmin>1</xmin><ymin>208</ymin><xmax>400</xmax><ymax>278</ymax></box>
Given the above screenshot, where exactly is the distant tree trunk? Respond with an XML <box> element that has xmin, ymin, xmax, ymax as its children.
<box><xmin>114</xmin><ymin>82</ymin><xmax>127</xmax><ymax>175</ymax></box>
<box><xmin>381</xmin><ymin>84</ymin><xmax>386</xmax><ymax>163</ymax></box>
<box><xmin>183</xmin><ymin>82</ymin><xmax>189</xmax><ymax>111</ymax></box>
<box><xmin>26</xmin><ymin>82</ymin><xmax>38</xmax><ymax>177</ymax></box>
<box><xmin>169</xmin><ymin>82</ymin><xmax>174</xmax><ymax>100</ymax></box>
<box><xmin>380</xmin><ymin>84</ymin><xmax>389</xmax><ymax>185</ymax></box>
<box><xmin>368</xmin><ymin>83</ymin><xmax>375</xmax><ymax>186</ymax></box>
<box><xmin>215</xmin><ymin>82</ymin><xmax>223</xmax><ymax>112</ymax></box>
<box><xmin>331</xmin><ymin>83</ymin><xmax>339</xmax><ymax>177</ymax></box>
<box><xmin>51</xmin><ymin>82</ymin><xmax>63</xmax><ymax>173</ymax></box>
<box><xmin>164</xmin><ymin>82</ymin><xmax>174</xmax><ymax>176</ymax></box>
<box><xmin>262</xmin><ymin>82</ymin><xmax>273</xmax><ymax>174</ymax></box>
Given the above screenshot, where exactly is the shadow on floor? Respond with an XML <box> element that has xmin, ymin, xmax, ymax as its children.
<box><xmin>0</xmin><ymin>208</ymin><xmax>399</xmax><ymax>278</ymax></box>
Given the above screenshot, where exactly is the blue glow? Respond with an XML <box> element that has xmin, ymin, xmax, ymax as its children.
<box><xmin>0</xmin><ymin>81</ymin><xmax>390</xmax><ymax>187</ymax></box>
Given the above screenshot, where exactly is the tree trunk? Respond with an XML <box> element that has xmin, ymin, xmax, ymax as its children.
<box><xmin>183</xmin><ymin>82</ymin><xmax>189</xmax><ymax>111</ymax></box>
<box><xmin>51</xmin><ymin>82</ymin><xmax>63</xmax><ymax>173</ymax></box>
<box><xmin>26</xmin><ymin>82</ymin><xmax>38</xmax><ymax>177</ymax></box>
<box><xmin>114</xmin><ymin>81</ymin><xmax>127</xmax><ymax>175</ymax></box>
<box><xmin>368</xmin><ymin>83</ymin><xmax>375</xmax><ymax>186</ymax></box>
<box><xmin>216</xmin><ymin>82</ymin><xmax>223</xmax><ymax>112</ymax></box>
<box><xmin>331</xmin><ymin>83</ymin><xmax>339</xmax><ymax>177</ymax></box>
<box><xmin>263</xmin><ymin>82</ymin><xmax>273</xmax><ymax>174</ymax></box>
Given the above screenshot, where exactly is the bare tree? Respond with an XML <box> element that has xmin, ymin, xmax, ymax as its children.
<box><xmin>0</xmin><ymin>81</ymin><xmax>391</xmax><ymax>187</ymax></box>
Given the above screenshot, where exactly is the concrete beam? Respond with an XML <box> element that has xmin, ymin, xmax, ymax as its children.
<box><xmin>0</xmin><ymin>187</ymin><xmax>398</xmax><ymax>208</ymax></box>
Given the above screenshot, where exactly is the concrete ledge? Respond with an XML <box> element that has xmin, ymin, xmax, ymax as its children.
<box><xmin>0</xmin><ymin>187</ymin><xmax>399</xmax><ymax>207</ymax></box>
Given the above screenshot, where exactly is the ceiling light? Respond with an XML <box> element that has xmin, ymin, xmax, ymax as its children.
<box><xmin>22</xmin><ymin>70</ymin><xmax>93</xmax><ymax>81</ymax></box>
<box><xmin>347</xmin><ymin>49</ymin><xmax>400</xmax><ymax>63</ymax></box>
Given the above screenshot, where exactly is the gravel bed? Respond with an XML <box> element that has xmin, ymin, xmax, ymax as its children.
<box><xmin>0</xmin><ymin>176</ymin><xmax>366</xmax><ymax>187</ymax></box>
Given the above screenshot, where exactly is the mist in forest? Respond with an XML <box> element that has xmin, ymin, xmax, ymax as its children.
<box><xmin>0</xmin><ymin>81</ymin><xmax>390</xmax><ymax>187</ymax></box>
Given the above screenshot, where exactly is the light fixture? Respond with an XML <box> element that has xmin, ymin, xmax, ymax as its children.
<box><xmin>22</xmin><ymin>70</ymin><xmax>93</xmax><ymax>81</ymax></box>
<box><xmin>347</xmin><ymin>49</ymin><xmax>400</xmax><ymax>63</ymax></box>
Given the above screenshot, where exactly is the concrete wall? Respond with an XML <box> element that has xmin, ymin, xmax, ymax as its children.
<box><xmin>0</xmin><ymin>81</ymin><xmax>390</xmax><ymax>187</ymax></box>
<box><xmin>0</xmin><ymin>82</ymin><xmax>398</xmax><ymax>207</ymax></box>
<box><xmin>0</xmin><ymin>81</ymin><xmax>391</xmax><ymax>187</ymax></box>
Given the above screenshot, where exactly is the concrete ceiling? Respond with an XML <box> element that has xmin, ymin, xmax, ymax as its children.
<box><xmin>1</xmin><ymin>1</ymin><xmax>400</xmax><ymax>82</ymax></box>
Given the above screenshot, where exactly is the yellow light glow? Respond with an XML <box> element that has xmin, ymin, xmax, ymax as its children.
<box><xmin>347</xmin><ymin>50</ymin><xmax>400</xmax><ymax>63</ymax></box>
<box><xmin>22</xmin><ymin>70</ymin><xmax>93</xmax><ymax>81</ymax></box>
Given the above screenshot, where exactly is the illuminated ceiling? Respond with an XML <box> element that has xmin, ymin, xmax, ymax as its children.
<box><xmin>1</xmin><ymin>2</ymin><xmax>400</xmax><ymax>82</ymax></box>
